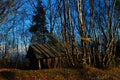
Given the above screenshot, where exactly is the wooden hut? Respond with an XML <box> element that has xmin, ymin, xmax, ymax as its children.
<box><xmin>26</xmin><ymin>43</ymin><xmax>67</xmax><ymax>69</ymax></box>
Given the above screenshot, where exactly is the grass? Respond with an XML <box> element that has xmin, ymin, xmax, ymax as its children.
<box><xmin>0</xmin><ymin>66</ymin><xmax>120</xmax><ymax>80</ymax></box>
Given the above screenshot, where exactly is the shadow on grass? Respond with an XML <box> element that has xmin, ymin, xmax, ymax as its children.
<box><xmin>0</xmin><ymin>71</ymin><xmax>16</xmax><ymax>80</ymax></box>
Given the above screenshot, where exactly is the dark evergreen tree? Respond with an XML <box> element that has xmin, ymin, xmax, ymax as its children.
<box><xmin>29</xmin><ymin>0</ymin><xmax>48</xmax><ymax>44</ymax></box>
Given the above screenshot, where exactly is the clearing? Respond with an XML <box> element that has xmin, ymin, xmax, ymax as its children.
<box><xmin>0</xmin><ymin>66</ymin><xmax>120</xmax><ymax>80</ymax></box>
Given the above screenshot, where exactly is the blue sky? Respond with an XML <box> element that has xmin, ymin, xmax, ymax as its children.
<box><xmin>0</xmin><ymin>0</ymin><xmax>120</xmax><ymax>55</ymax></box>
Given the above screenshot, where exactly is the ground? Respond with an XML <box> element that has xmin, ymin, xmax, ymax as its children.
<box><xmin>0</xmin><ymin>66</ymin><xmax>120</xmax><ymax>80</ymax></box>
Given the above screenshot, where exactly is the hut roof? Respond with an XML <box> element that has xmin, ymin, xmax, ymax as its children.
<box><xmin>26</xmin><ymin>43</ymin><xmax>66</xmax><ymax>59</ymax></box>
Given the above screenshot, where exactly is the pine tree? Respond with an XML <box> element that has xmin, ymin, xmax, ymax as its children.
<box><xmin>29</xmin><ymin>0</ymin><xmax>48</xmax><ymax>44</ymax></box>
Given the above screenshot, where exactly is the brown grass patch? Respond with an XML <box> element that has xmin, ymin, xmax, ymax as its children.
<box><xmin>0</xmin><ymin>67</ymin><xmax>120</xmax><ymax>80</ymax></box>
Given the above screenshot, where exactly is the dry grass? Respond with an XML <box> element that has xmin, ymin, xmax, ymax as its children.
<box><xmin>0</xmin><ymin>66</ymin><xmax>120</xmax><ymax>80</ymax></box>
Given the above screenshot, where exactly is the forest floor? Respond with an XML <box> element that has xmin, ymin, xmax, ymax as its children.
<box><xmin>0</xmin><ymin>66</ymin><xmax>120</xmax><ymax>80</ymax></box>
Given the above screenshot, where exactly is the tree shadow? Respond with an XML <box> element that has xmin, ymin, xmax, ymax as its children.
<box><xmin>0</xmin><ymin>71</ymin><xmax>16</xmax><ymax>80</ymax></box>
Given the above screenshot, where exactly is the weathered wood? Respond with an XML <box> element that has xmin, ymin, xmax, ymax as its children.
<box><xmin>47</xmin><ymin>58</ymin><xmax>52</xmax><ymax>68</ymax></box>
<box><xmin>54</xmin><ymin>57</ymin><xmax>58</xmax><ymax>68</ymax></box>
<box><xmin>26</xmin><ymin>43</ymin><xmax>81</xmax><ymax>69</ymax></box>
<box><xmin>38</xmin><ymin>59</ymin><xmax>41</xmax><ymax>69</ymax></box>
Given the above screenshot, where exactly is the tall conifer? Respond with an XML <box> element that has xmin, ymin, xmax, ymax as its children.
<box><xmin>29</xmin><ymin>0</ymin><xmax>48</xmax><ymax>44</ymax></box>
